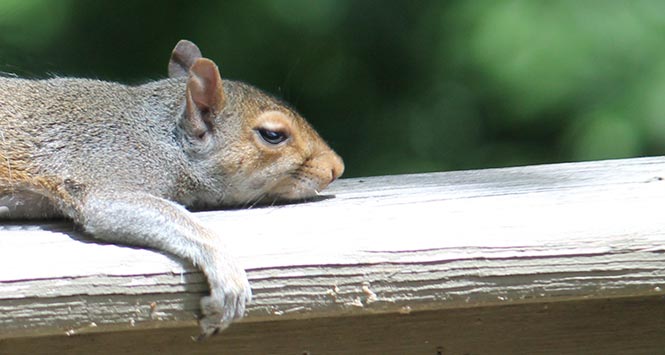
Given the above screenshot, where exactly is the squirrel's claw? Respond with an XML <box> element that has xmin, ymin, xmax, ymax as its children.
<box><xmin>196</xmin><ymin>269</ymin><xmax>252</xmax><ymax>341</ymax></box>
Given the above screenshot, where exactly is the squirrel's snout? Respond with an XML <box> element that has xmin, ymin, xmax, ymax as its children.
<box><xmin>329</xmin><ymin>153</ymin><xmax>344</xmax><ymax>183</ymax></box>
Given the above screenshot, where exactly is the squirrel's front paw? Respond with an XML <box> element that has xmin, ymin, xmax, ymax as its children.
<box><xmin>197</xmin><ymin>266</ymin><xmax>252</xmax><ymax>340</ymax></box>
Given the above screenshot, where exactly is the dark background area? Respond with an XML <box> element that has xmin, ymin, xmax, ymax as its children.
<box><xmin>1</xmin><ymin>1</ymin><xmax>664</xmax><ymax>177</ymax></box>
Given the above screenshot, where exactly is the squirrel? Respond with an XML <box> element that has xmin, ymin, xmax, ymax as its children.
<box><xmin>0</xmin><ymin>40</ymin><xmax>344</xmax><ymax>338</ymax></box>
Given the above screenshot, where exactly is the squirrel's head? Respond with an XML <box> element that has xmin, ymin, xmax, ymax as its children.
<box><xmin>169</xmin><ymin>40</ymin><xmax>344</xmax><ymax>206</ymax></box>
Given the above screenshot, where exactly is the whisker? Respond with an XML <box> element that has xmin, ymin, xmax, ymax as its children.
<box><xmin>247</xmin><ymin>192</ymin><xmax>266</xmax><ymax>209</ymax></box>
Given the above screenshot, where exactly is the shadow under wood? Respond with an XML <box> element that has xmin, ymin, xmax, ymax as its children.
<box><xmin>190</xmin><ymin>194</ymin><xmax>337</xmax><ymax>212</ymax></box>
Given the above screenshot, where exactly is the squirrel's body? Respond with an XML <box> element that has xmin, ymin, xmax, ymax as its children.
<box><xmin>1</xmin><ymin>77</ymin><xmax>185</xmax><ymax>217</ymax></box>
<box><xmin>0</xmin><ymin>76</ymin><xmax>307</xmax><ymax>214</ymax></box>
<box><xmin>0</xmin><ymin>40</ymin><xmax>343</xmax><ymax>338</ymax></box>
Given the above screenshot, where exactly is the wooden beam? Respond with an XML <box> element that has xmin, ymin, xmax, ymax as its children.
<box><xmin>2</xmin><ymin>157</ymin><xmax>665</xmax><ymax>352</ymax></box>
<box><xmin>4</xmin><ymin>296</ymin><xmax>665</xmax><ymax>354</ymax></box>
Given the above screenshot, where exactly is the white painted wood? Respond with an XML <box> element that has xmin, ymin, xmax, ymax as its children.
<box><xmin>2</xmin><ymin>156</ymin><xmax>665</xmax><ymax>339</ymax></box>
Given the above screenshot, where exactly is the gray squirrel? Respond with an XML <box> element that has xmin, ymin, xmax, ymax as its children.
<box><xmin>0</xmin><ymin>40</ymin><xmax>344</xmax><ymax>338</ymax></box>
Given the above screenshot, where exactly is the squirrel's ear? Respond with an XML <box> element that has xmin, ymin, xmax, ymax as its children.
<box><xmin>184</xmin><ymin>58</ymin><xmax>226</xmax><ymax>139</ymax></box>
<box><xmin>169</xmin><ymin>40</ymin><xmax>202</xmax><ymax>78</ymax></box>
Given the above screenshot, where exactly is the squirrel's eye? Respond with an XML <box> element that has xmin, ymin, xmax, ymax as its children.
<box><xmin>257</xmin><ymin>128</ymin><xmax>288</xmax><ymax>145</ymax></box>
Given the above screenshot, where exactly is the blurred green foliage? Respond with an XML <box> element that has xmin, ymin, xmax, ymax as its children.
<box><xmin>1</xmin><ymin>0</ymin><xmax>664</xmax><ymax>177</ymax></box>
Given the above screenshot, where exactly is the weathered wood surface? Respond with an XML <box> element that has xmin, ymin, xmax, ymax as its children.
<box><xmin>1</xmin><ymin>157</ymin><xmax>665</xmax><ymax>352</ymax></box>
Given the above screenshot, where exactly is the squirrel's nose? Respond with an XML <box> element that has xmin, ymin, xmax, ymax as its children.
<box><xmin>329</xmin><ymin>152</ymin><xmax>344</xmax><ymax>182</ymax></box>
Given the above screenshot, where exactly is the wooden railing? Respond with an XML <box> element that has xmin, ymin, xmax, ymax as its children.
<box><xmin>2</xmin><ymin>157</ymin><xmax>665</xmax><ymax>354</ymax></box>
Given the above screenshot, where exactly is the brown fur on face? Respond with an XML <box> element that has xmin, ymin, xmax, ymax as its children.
<box><xmin>207</xmin><ymin>81</ymin><xmax>344</xmax><ymax>205</ymax></box>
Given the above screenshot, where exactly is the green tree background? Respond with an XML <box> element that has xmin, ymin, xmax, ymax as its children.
<box><xmin>1</xmin><ymin>0</ymin><xmax>664</xmax><ymax>177</ymax></box>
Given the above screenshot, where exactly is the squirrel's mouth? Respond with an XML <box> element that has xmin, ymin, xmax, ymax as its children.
<box><xmin>218</xmin><ymin>162</ymin><xmax>339</xmax><ymax>208</ymax></box>
<box><xmin>265</xmin><ymin>176</ymin><xmax>322</xmax><ymax>201</ymax></box>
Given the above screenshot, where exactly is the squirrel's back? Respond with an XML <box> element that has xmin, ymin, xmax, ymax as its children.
<box><xmin>0</xmin><ymin>77</ymin><xmax>190</xmax><ymax>216</ymax></box>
